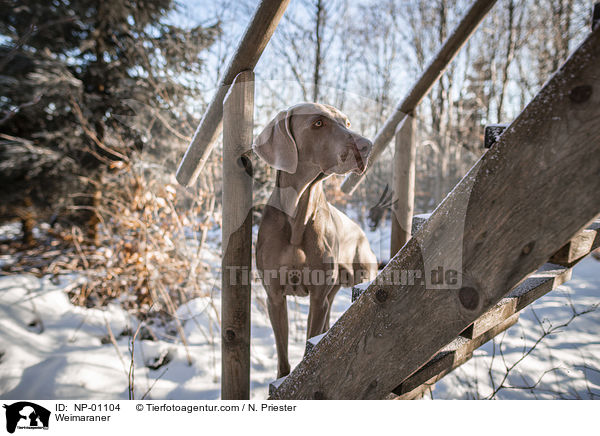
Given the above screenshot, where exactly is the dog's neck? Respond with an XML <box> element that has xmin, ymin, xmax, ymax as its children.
<box><xmin>270</xmin><ymin>164</ymin><xmax>327</xmax><ymax>246</ymax></box>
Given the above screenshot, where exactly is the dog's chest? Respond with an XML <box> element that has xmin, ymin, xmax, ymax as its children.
<box><xmin>257</xmin><ymin>205</ymin><xmax>340</xmax><ymax>284</ymax></box>
<box><xmin>259</xmin><ymin>221</ymin><xmax>336</xmax><ymax>268</ymax></box>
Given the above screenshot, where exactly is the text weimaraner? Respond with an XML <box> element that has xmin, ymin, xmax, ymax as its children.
<box><xmin>253</xmin><ymin>103</ymin><xmax>378</xmax><ymax>378</ymax></box>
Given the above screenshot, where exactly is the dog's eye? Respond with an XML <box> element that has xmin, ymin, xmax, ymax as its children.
<box><xmin>313</xmin><ymin>120</ymin><xmax>323</xmax><ymax>128</ymax></box>
<box><xmin>346</xmin><ymin>121</ymin><xmax>351</xmax><ymax>128</ymax></box>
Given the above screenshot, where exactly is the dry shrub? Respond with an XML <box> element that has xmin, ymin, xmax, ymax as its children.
<box><xmin>1</xmin><ymin>153</ymin><xmax>219</xmax><ymax>324</ymax></box>
<box><xmin>65</xmin><ymin>157</ymin><xmax>216</xmax><ymax>320</ymax></box>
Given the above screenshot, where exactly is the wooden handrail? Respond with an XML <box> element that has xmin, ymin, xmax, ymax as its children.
<box><xmin>341</xmin><ymin>0</ymin><xmax>498</xmax><ymax>194</ymax></box>
<box><xmin>176</xmin><ymin>0</ymin><xmax>290</xmax><ymax>187</ymax></box>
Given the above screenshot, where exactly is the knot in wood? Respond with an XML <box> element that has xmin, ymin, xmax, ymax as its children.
<box><xmin>225</xmin><ymin>329</ymin><xmax>236</xmax><ymax>342</ymax></box>
<box><xmin>569</xmin><ymin>85</ymin><xmax>592</xmax><ymax>104</ymax></box>
<box><xmin>313</xmin><ymin>391</ymin><xmax>324</xmax><ymax>400</ymax></box>
<box><xmin>458</xmin><ymin>287</ymin><xmax>479</xmax><ymax>311</ymax></box>
<box><xmin>237</xmin><ymin>154</ymin><xmax>253</xmax><ymax>177</ymax></box>
<box><xmin>375</xmin><ymin>288</ymin><xmax>388</xmax><ymax>303</ymax></box>
<box><xmin>521</xmin><ymin>241</ymin><xmax>535</xmax><ymax>256</ymax></box>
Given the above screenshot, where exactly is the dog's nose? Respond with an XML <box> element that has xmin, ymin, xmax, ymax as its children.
<box><xmin>356</xmin><ymin>138</ymin><xmax>373</xmax><ymax>155</ymax></box>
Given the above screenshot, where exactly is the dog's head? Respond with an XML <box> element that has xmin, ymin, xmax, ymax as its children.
<box><xmin>253</xmin><ymin>103</ymin><xmax>373</xmax><ymax>175</ymax></box>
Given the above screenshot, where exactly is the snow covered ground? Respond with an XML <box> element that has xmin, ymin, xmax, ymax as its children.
<box><xmin>433</xmin><ymin>254</ymin><xmax>600</xmax><ymax>399</ymax></box>
<box><xmin>0</xmin><ymin>261</ymin><xmax>353</xmax><ymax>400</ymax></box>
<box><xmin>0</xmin><ymin>219</ymin><xmax>598</xmax><ymax>400</ymax></box>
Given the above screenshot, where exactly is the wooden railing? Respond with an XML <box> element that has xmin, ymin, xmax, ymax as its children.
<box><xmin>176</xmin><ymin>0</ymin><xmax>290</xmax><ymax>188</ymax></box>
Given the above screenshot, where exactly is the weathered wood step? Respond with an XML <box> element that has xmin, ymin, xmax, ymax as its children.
<box><xmin>549</xmin><ymin>220</ymin><xmax>600</xmax><ymax>266</ymax></box>
<box><xmin>390</xmin><ymin>262</ymin><xmax>573</xmax><ymax>398</ymax></box>
<box><xmin>391</xmin><ymin>224</ymin><xmax>599</xmax><ymax>400</ymax></box>
<box><xmin>460</xmin><ymin>262</ymin><xmax>571</xmax><ymax>339</ymax></box>
<box><xmin>390</xmin><ymin>260</ymin><xmax>579</xmax><ymax>399</ymax></box>
<box><xmin>393</xmin><ymin>313</ymin><xmax>519</xmax><ymax>399</ymax></box>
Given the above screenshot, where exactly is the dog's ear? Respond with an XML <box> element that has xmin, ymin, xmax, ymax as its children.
<box><xmin>253</xmin><ymin>109</ymin><xmax>297</xmax><ymax>173</ymax></box>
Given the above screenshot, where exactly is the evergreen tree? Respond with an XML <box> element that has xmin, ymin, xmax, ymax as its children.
<box><xmin>0</xmin><ymin>0</ymin><xmax>218</xmax><ymax>241</ymax></box>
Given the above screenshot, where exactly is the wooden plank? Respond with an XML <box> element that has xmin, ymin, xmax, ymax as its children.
<box><xmin>394</xmin><ymin>314</ymin><xmax>519</xmax><ymax>398</ymax></box>
<box><xmin>352</xmin><ymin>224</ymin><xmax>589</xmax><ymax>343</ymax></box>
<box><xmin>461</xmin><ymin>262</ymin><xmax>571</xmax><ymax>338</ymax></box>
<box><xmin>271</xmin><ymin>28</ymin><xmax>600</xmax><ymax>399</ymax></box>
<box><xmin>221</xmin><ymin>71</ymin><xmax>254</xmax><ymax>400</ymax></box>
<box><xmin>549</xmin><ymin>220</ymin><xmax>600</xmax><ymax>266</ymax></box>
<box><xmin>507</xmin><ymin>263</ymin><xmax>572</xmax><ymax>312</ymax></box>
<box><xmin>176</xmin><ymin>0</ymin><xmax>290</xmax><ymax>187</ymax></box>
<box><xmin>278</xmin><ymin>270</ymin><xmax>572</xmax><ymax>397</ymax></box>
<box><xmin>390</xmin><ymin>263</ymin><xmax>570</xmax><ymax>396</ymax></box>
<box><xmin>393</xmin><ymin>383</ymin><xmax>432</xmax><ymax>400</ymax></box>
<box><xmin>341</xmin><ymin>0</ymin><xmax>498</xmax><ymax>194</ymax></box>
<box><xmin>354</xmin><ymin>244</ymin><xmax>575</xmax><ymax>337</ymax></box>
<box><xmin>460</xmin><ymin>299</ymin><xmax>516</xmax><ymax>339</ymax></box>
<box><xmin>391</xmin><ymin>114</ymin><xmax>417</xmax><ymax>255</ymax></box>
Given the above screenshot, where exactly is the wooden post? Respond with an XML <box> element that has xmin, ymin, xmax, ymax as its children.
<box><xmin>221</xmin><ymin>70</ymin><xmax>254</xmax><ymax>400</ymax></box>
<box><xmin>176</xmin><ymin>0</ymin><xmax>290</xmax><ymax>187</ymax></box>
<box><xmin>341</xmin><ymin>0</ymin><xmax>497</xmax><ymax>194</ymax></box>
<box><xmin>271</xmin><ymin>27</ymin><xmax>600</xmax><ymax>399</ymax></box>
<box><xmin>391</xmin><ymin>113</ymin><xmax>416</xmax><ymax>256</ymax></box>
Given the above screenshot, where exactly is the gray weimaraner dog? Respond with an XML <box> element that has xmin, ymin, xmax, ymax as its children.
<box><xmin>253</xmin><ymin>103</ymin><xmax>378</xmax><ymax>378</ymax></box>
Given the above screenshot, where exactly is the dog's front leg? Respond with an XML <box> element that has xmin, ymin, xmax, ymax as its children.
<box><xmin>267</xmin><ymin>291</ymin><xmax>290</xmax><ymax>378</ymax></box>
<box><xmin>324</xmin><ymin>284</ymin><xmax>341</xmax><ymax>331</ymax></box>
<box><xmin>307</xmin><ymin>289</ymin><xmax>330</xmax><ymax>339</ymax></box>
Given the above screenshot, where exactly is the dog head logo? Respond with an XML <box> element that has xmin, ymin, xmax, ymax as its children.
<box><xmin>3</xmin><ymin>402</ymin><xmax>50</xmax><ymax>433</ymax></box>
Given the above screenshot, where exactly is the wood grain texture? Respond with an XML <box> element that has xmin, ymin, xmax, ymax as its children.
<box><xmin>221</xmin><ymin>71</ymin><xmax>254</xmax><ymax>400</ymax></box>
<box><xmin>351</xmin><ymin>223</ymin><xmax>594</xmax><ymax>397</ymax></box>
<box><xmin>394</xmin><ymin>314</ymin><xmax>520</xmax><ymax>398</ymax></box>
<box><xmin>176</xmin><ymin>0</ymin><xmax>290</xmax><ymax>187</ymax></box>
<box><xmin>461</xmin><ymin>262</ymin><xmax>572</xmax><ymax>338</ymax></box>
<box><xmin>549</xmin><ymin>220</ymin><xmax>600</xmax><ymax>266</ymax></box>
<box><xmin>391</xmin><ymin>114</ymin><xmax>416</xmax><ymax>256</ymax></box>
<box><xmin>289</xmin><ymin>261</ymin><xmax>572</xmax><ymax>399</ymax></box>
<box><xmin>271</xmin><ymin>28</ymin><xmax>600</xmax><ymax>399</ymax></box>
<box><xmin>341</xmin><ymin>0</ymin><xmax>498</xmax><ymax>194</ymax></box>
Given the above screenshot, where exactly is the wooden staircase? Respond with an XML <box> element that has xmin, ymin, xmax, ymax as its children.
<box><xmin>390</xmin><ymin>221</ymin><xmax>599</xmax><ymax>399</ymax></box>
<box><xmin>269</xmin><ymin>220</ymin><xmax>599</xmax><ymax>399</ymax></box>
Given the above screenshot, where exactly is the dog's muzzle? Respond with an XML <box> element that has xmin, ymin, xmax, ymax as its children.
<box><xmin>351</xmin><ymin>138</ymin><xmax>373</xmax><ymax>174</ymax></box>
